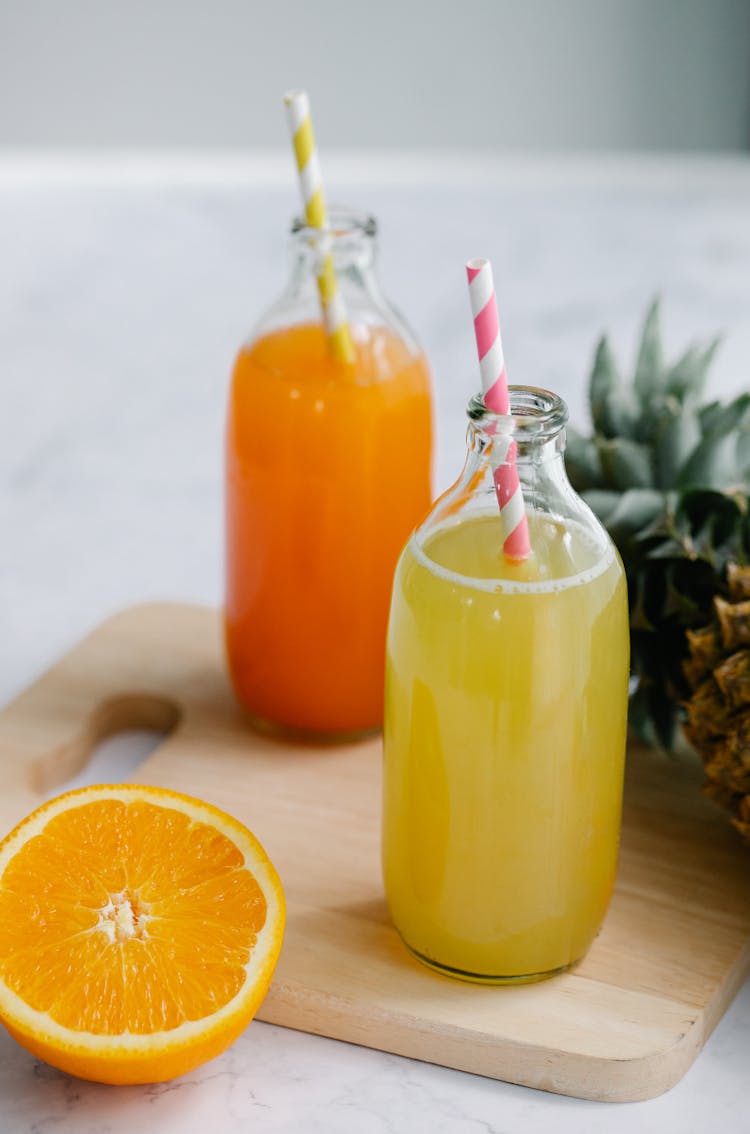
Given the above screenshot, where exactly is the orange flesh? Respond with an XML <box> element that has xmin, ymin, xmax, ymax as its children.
<box><xmin>225</xmin><ymin>321</ymin><xmax>433</xmax><ymax>734</ymax></box>
<box><xmin>0</xmin><ymin>800</ymin><xmax>267</xmax><ymax>1034</ymax></box>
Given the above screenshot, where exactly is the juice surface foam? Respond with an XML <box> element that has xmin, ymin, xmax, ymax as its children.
<box><xmin>412</xmin><ymin>511</ymin><xmax>614</xmax><ymax>595</ymax></box>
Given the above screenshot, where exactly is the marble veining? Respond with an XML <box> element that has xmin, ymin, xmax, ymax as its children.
<box><xmin>0</xmin><ymin>153</ymin><xmax>749</xmax><ymax>1133</ymax></box>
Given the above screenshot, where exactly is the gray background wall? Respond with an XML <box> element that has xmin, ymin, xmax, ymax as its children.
<box><xmin>1</xmin><ymin>0</ymin><xmax>749</xmax><ymax>150</ymax></box>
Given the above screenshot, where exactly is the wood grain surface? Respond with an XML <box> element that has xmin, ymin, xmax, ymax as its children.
<box><xmin>1</xmin><ymin>603</ymin><xmax>748</xmax><ymax>1102</ymax></box>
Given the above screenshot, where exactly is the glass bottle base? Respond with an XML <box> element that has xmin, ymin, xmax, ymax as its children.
<box><xmin>240</xmin><ymin>708</ymin><xmax>380</xmax><ymax>748</ymax></box>
<box><xmin>402</xmin><ymin>937</ymin><xmax>577</xmax><ymax>986</ymax></box>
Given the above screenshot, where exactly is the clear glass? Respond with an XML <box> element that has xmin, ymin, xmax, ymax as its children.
<box><xmin>382</xmin><ymin>386</ymin><xmax>630</xmax><ymax>983</ymax></box>
<box><xmin>225</xmin><ymin>209</ymin><xmax>433</xmax><ymax>739</ymax></box>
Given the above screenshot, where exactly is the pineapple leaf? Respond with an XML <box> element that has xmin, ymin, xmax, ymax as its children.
<box><xmin>588</xmin><ymin>337</ymin><xmax>638</xmax><ymax>438</ymax></box>
<box><xmin>565</xmin><ymin>427</ymin><xmax>602</xmax><ymax>490</ymax></box>
<box><xmin>665</xmin><ymin>338</ymin><xmax>721</xmax><ymax>403</ymax></box>
<box><xmin>646</xmin><ymin>538</ymin><xmax>688</xmax><ymax>560</ymax></box>
<box><xmin>627</xmin><ymin>686</ymin><xmax>659</xmax><ymax>746</ymax></box>
<box><xmin>698</xmin><ymin>393</ymin><xmax>750</xmax><ymax>439</ymax></box>
<box><xmin>678</xmin><ymin>429</ymin><xmax>740</xmax><ymax>490</ymax></box>
<box><xmin>652</xmin><ymin>402</ymin><xmax>702</xmax><ymax>490</ymax></box>
<box><xmin>738</xmin><ymin>432</ymin><xmax>750</xmax><ymax>481</ymax></box>
<box><xmin>663</xmin><ymin>569</ymin><xmax>702</xmax><ymax>617</ymax></box>
<box><xmin>581</xmin><ymin>489</ymin><xmax>622</xmax><ymax>524</ymax></box>
<box><xmin>589</xmin><ymin>336</ymin><xmax>617</xmax><ymax>434</ymax></box>
<box><xmin>630</xmin><ymin>576</ymin><xmax>656</xmax><ymax>632</ymax></box>
<box><xmin>646</xmin><ymin>686</ymin><xmax>681</xmax><ymax>751</ymax></box>
<box><xmin>605</xmin><ymin>488</ymin><xmax>665</xmax><ymax>542</ymax></box>
<box><xmin>677</xmin><ymin>488</ymin><xmax>741</xmax><ymax>527</ymax></box>
<box><xmin>635</xmin><ymin>568</ymin><xmax>668</xmax><ymax>631</ymax></box>
<box><xmin>634</xmin><ymin>299</ymin><xmax>664</xmax><ymax>400</ymax></box>
<box><xmin>632</xmin><ymin>492</ymin><xmax>679</xmax><ymax>543</ymax></box>
<box><xmin>628</xmin><ymin>682</ymin><xmax>680</xmax><ymax>751</ymax></box>
<box><xmin>698</xmin><ymin>400</ymin><xmax>722</xmax><ymax>433</ymax></box>
<box><xmin>597</xmin><ymin>437</ymin><xmax>653</xmax><ymax>491</ymax></box>
<box><xmin>675</xmin><ymin>489</ymin><xmax>745</xmax><ymax>567</ymax></box>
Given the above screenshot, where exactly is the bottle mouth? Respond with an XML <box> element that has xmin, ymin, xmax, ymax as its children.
<box><xmin>291</xmin><ymin>207</ymin><xmax>377</xmax><ymax>242</ymax></box>
<box><xmin>468</xmin><ymin>386</ymin><xmax>569</xmax><ymax>442</ymax></box>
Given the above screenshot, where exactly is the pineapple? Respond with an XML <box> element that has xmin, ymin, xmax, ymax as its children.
<box><xmin>566</xmin><ymin>301</ymin><xmax>750</xmax><ymax>838</ymax></box>
<box><xmin>683</xmin><ymin>565</ymin><xmax>750</xmax><ymax>839</ymax></box>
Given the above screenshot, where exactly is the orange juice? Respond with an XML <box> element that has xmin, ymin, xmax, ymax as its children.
<box><xmin>225</xmin><ymin>322</ymin><xmax>432</xmax><ymax>735</ymax></box>
<box><xmin>382</xmin><ymin>511</ymin><xmax>629</xmax><ymax>982</ymax></box>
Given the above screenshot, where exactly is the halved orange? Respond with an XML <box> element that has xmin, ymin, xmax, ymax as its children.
<box><xmin>0</xmin><ymin>784</ymin><xmax>285</xmax><ymax>1084</ymax></box>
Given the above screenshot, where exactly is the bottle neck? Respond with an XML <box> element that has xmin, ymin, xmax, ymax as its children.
<box><xmin>247</xmin><ymin>206</ymin><xmax>422</xmax><ymax>357</ymax></box>
<box><xmin>419</xmin><ymin>387</ymin><xmax>573</xmax><ymax>541</ymax></box>
<box><xmin>414</xmin><ymin>385</ymin><xmax>617</xmax><ymax>580</ymax></box>
<box><xmin>278</xmin><ymin>206</ymin><xmax>421</xmax><ymax>354</ymax></box>
<box><xmin>465</xmin><ymin>387</ymin><xmax>568</xmax><ymax>476</ymax></box>
<box><xmin>290</xmin><ymin>207</ymin><xmax>378</xmax><ymax>277</ymax></box>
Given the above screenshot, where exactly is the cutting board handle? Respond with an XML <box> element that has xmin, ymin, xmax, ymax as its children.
<box><xmin>28</xmin><ymin>692</ymin><xmax>180</xmax><ymax>796</ymax></box>
<box><xmin>0</xmin><ymin>605</ymin><xmax>190</xmax><ymax>833</ymax></box>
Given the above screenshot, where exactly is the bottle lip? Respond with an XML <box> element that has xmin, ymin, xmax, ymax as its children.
<box><xmin>467</xmin><ymin>386</ymin><xmax>569</xmax><ymax>441</ymax></box>
<box><xmin>290</xmin><ymin>206</ymin><xmax>377</xmax><ymax>242</ymax></box>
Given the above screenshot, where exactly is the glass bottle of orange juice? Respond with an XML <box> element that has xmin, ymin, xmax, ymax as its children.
<box><xmin>382</xmin><ymin>387</ymin><xmax>630</xmax><ymax>983</ymax></box>
<box><xmin>225</xmin><ymin>209</ymin><xmax>433</xmax><ymax>738</ymax></box>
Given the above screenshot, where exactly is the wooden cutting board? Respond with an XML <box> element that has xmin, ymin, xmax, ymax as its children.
<box><xmin>1</xmin><ymin>603</ymin><xmax>749</xmax><ymax>1103</ymax></box>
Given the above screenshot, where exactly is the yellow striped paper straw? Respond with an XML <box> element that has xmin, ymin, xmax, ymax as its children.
<box><xmin>284</xmin><ymin>89</ymin><xmax>355</xmax><ymax>364</ymax></box>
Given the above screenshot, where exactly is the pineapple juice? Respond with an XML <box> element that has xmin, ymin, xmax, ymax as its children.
<box><xmin>382</xmin><ymin>512</ymin><xmax>630</xmax><ymax>982</ymax></box>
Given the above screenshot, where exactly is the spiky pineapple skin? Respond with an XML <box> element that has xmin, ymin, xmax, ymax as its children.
<box><xmin>683</xmin><ymin>566</ymin><xmax>750</xmax><ymax>841</ymax></box>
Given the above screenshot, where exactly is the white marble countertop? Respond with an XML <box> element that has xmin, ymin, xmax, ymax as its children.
<box><xmin>1</xmin><ymin>151</ymin><xmax>749</xmax><ymax>1133</ymax></box>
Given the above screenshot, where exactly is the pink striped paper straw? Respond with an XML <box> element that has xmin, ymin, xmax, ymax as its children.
<box><xmin>466</xmin><ymin>258</ymin><xmax>531</xmax><ymax>562</ymax></box>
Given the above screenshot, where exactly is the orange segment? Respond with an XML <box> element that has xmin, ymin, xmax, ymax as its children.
<box><xmin>0</xmin><ymin>784</ymin><xmax>285</xmax><ymax>1084</ymax></box>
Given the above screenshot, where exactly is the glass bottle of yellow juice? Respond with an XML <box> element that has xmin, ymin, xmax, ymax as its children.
<box><xmin>382</xmin><ymin>388</ymin><xmax>630</xmax><ymax>984</ymax></box>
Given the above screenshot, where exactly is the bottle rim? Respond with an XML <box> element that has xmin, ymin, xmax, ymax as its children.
<box><xmin>467</xmin><ymin>386</ymin><xmax>569</xmax><ymax>442</ymax></box>
<box><xmin>290</xmin><ymin>206</ymin><xmax>377</xmax><ymax>242</ymax></box>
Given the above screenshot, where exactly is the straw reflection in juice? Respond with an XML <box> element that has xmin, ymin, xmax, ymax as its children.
<box><xmin>226</xmin><ymin>322</ymin><xmax>432</xmax><ymax>734</ymax></box>
<box><xmin>382</xmin><ymin>512</ymin><xmax>629</xmax><ymax>980</ymax></box>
